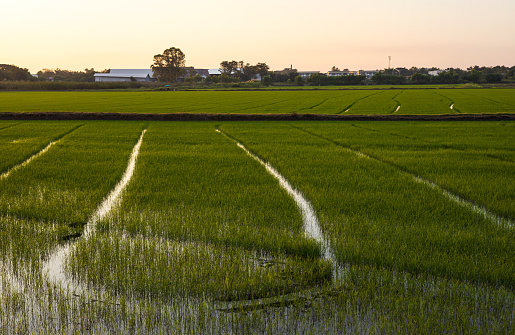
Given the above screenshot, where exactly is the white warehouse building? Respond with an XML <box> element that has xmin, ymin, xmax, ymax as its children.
<box><xmin>94</xmin><ymin>69</ymin><xmax>157</xmax><ymax>82</ymax></box>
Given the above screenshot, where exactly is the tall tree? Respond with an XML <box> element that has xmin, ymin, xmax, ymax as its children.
<box><xmin>151</xmin><ymin>47</ymin><xmax>186</xmax><ymax>82</ymax></box>
<box><xmin>220</xmin><ymin>60</ymin><xmax>238</xmax><ymax>76</ymax></box>
<box><xmin>241</xmin><ymin>63</ymin><xmax>264</xmax><ymax>81</ymax></box>
<box><xmin>255</xmin><ymin>63</ymin><xmax>269</xmax><ymax>79</ymax></box>
<box><xmin>0</xmin><ymin>64</ymin><xmax>32</xmax><ymax>81</ymax></box>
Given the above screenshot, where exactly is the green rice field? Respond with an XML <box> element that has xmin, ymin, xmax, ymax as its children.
<box><xmin>1</xmin><ymin>88</ymin><xmax>514</xmax><ymax>114</ymax></box>
<box><xmin>0</xmin><ymin>119</ymin><xmax>513</xmax><ymax>333</ymax></box>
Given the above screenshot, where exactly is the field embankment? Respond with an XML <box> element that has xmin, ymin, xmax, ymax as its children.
<box><xmin>0</xmin><ymin>111</ymin><xmax>513</xmax><ymax>121</ymax></box>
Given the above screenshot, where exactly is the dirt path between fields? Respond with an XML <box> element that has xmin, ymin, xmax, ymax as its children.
<box><xmin>0</xmin><ymin>112</ymin><xmax>513</xmax><ymax>121</ymax></box>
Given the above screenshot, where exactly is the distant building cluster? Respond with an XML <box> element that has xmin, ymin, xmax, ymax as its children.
<box><xmin>93</xmin><ymin>67</ymin><xmax>384</xmax><ymax>82</ymax></box>
<box><xmin>94</xmin><ymin>68</ymin><xmax>227</xmax><ymax>82</ymax></box>
<box><xmin>92</xmin><ymin>66</ymin><xmax>494</xmax><ymax>84</ymax></box>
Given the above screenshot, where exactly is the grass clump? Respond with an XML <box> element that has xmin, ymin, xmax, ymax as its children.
<box><xmin>68</xmin><ymin>232</ymin><xmax>331</xmax><ymax>301</ymax></box>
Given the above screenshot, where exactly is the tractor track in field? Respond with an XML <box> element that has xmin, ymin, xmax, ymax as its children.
<box><xmin>0</xmin><ymin>112</ymin><xmax>513</xmax><ymax>121</ymax></box>
<box><xmin>215</xmin><ymin>127</ymin><xmax>335</xmax><ymax>262</ymax></box>
<box><xmin>40</xmin><ymin>125</ymin><xmax>340</xmax><ymax>315</ymax></box>
<box><xmin>389</xmin><ymin>91</ymin><xmax>403</xmax><ymax>114</ymax></box>
<box><xmin>214</xmin><ymin>126</ymin><xmax>347</xmax><ymax>312</ymax></box>
<box><xmin>337</xmin><ymin>90</ymin><xmax>383</xmax><ymax>114</ymax></box>
<box><xmin>0</xmin><ymin>124</ymin><xmax>84</xmax><ymax>179</ymax></box>
<box><xmin>291</xmin><ymin>125</ymin><xmax>514</xmax><ymax>229</ymax></box>
<box><xmin>433</xmin><ymin>91</ymin><xmax>460</xmax><ymax>113</ymax></box>
<box><xmin>0</xmin><ymin>122</ymin><xmax>22</xmax><ymax>131</ymax></box>
<box><xmin>43</xmin><ymin>127</ymin><xmax>147</xmax><ymax>292</ymax></box>
<box><xmin>0</xmin><ymin>141</ymin><xmax>58</xmax><ymax>180</ymax></box>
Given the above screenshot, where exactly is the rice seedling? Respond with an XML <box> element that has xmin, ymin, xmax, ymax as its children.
<box><xmin>97</xmin><ymin>122</ymin><xmax>320</xmax><ymax>258</ymax></box>
<box><xmin>395</xmin><ymin>90</ymin><xmax>453</xmax><ymax>114</ymax></box>
<box><xmin>67</xmin><ymin>232</ymin><xmax>331</xmax><ymax>301</ymax></box>
<box><xmin>221</xmin><ymin>122</ymin><xmax>515</xmax><ymax>287</ymax></box>
<box><xmin>0</xmin><ymin>121</ymin><xmax>22</xmax><ymax>131</ymax></box>
<box><xmin>305</xmin><ymin>121</ymin><xmax>514</xmax><ymax>219</ymax></box>
<box><xmin>56</xmin><ymin>121</ymin><xmax>329</xmax><ymax>322</ymax></box>
<box><xmin>436</xmin><ymin>88</ymin><xmax>515</xmax><ymax>114</ymax></box>
<box><xmin>0</xmin><ymin>121</ymin><xmax>146</xmax><ymax>225</ymax></box>
<box><xmin>344</xmin><ymin>90</ymin><xmax>399</xmax><ymax>114</ymax></box>
<box><xmin>0</xmin><ymin>121</ymin><xmax>82</xmax><ymax>174</ymax></box>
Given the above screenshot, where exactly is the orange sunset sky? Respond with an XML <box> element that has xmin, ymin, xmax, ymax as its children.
<box><xmin>2</xmin><ymin>0</ymin><xmax>514</xmax><ymax>73</ymax></box>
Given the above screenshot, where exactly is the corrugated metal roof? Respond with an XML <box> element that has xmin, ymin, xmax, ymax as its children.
<box><xmin>94</xmin><ymin>69</ymin><xmax>154</xmax><ymax>78</ymax></box>
<box><xmin>94</xmin><ymin>73</ymin><xmax>149</xmax><ymax>78</ymax></box>
<box><xmin>110</xmin><ymin>69</ymin><xmax>154</xmax><ymax>76</ymax></box>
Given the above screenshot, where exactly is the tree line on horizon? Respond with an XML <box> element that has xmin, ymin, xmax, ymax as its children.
<box><xmin>2</xmin><ymin>45</ymin><xmax>514</xmax><ymax>85</ymax></box>
<box><xmin>150</xmin><ymin>47</ymin><xmax>270</xmax><ymax>84</ymax></box>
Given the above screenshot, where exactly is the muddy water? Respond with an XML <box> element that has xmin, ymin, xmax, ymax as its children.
<box><xmin>0</xmin><ymin>260</ymin><xmax>25</xmax><ymax>293</ymax></box>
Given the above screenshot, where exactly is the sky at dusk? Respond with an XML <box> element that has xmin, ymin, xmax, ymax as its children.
<box><xmin>2</xmin><ymin>0</ymin><xmax>514</xmax><ymax>73</ymax></box>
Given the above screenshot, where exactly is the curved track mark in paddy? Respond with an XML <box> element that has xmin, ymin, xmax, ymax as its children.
<box><xmin>390</xmin><ymin>90</ymin><xmax>403</xmax><ymax>114</ymax></box>
<box><xmin>0</xmin><ymin>122</ymin><xmax>22</xmax><ymax>132</ymax></box>
<box><xmin>43</xmin><ymin>128</ymin><xmax>147</xmax><ymax>291</ymax></box>
<box><xmin>337</xmin><ymin>90</ymin><xmax>383</xmax><ymax>114</ymax></box>
<box><xmin>0</xmin><ymin>124</ymin><xmax>84</xmax><ymax>180</ymax></box>
<box><xmin>215</xmin><ymin>128</ymin><xmax>341</xmax><ymax>276</ymax></box>
<box><xmin>230</xmin><ymin>99</ymin><xmax>289</xmax><ymax>114</ymax></box>
<box><xmin>481</xmin><ymin>96</ymin><xmax>515</xmax><ymax>108</ymax></box>
<box><xmin>292</xmin><ymin>125</ymin><xmax>514</xmax><ymax>229</ymax></box>
<box><xmin>300</xmin><ymin>97</ymin><xmax>331</xmax><ymax>112</ymax></box>
<box><xmin>349</xmin><ymin>123</ymin><xmax>467</xmax><ymax>153</ymax></box>
<box><xmin>433</xmin><ymin>91</ymin><xmax>460</xmax><ymax>113</ymax></box>
<box><xmin>214</xmin><ymin>127</ymin><xmax>346</xmax><ymax>315</ymax></box>
<box><xmin>0</xmin><ymin>141</ymin><xmax>57</xmax><ymax>180</ymax></box>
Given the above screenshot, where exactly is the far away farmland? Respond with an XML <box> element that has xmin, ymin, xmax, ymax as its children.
<box><xmin>0</xmin><ymin>88</ymin><xmax>514</xmax><ymax>114</ymax></box>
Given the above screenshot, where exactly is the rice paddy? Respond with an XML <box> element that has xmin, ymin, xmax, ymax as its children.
<box><xmin>1</xmin><ymin>88</ymin><xmax>514</xmax><ymax>114</ymax></box>
<box><xmin>0</xmin><ymin>119</ymin><xmax>513</xmax><ymax>334</ymax></box>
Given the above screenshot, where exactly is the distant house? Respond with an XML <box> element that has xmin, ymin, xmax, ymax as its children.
<box><xmin>358</xmin><ymin>70</ymin><xmax>378</xmax><ymax>79</ymax></box>
<box><xmin>274</xmin><ymin>67</ymin><xmax>297</xmax><ymax>76</ymax></box>
<box><xmin>176</xmin><ymin>67</ymin><xmax>217</xmax><ymax>81</ymax></box>
<box><xmin>208</xmin><ymin>69</ymin><xmax>221</xmax><ymax>76</ymax></box>
<box><xmin>327</xmin><ymin>70</ymin><xmax>350</xmax><ymax>77</ymax></box>
<box><xmin>94</xmin><ymin>69</ymin><xmax>157</xmax><ymax>82</ymax></box>
<box><xmin>298</xmin><ymin>71</ymin><xmax>320</xmax><ymax>79</ymax></box>
<box><xmin>428</xmin><ymin>70</ymin><xmax>443</xmax><ymax>76</ymax></box>
<box><xmin>327</xmin><ymin>70</ymin><xmax>359</xmax><ymax>76</ymax></box>
<box><xmin>209</xmin><ymin>68</ymin><xmax>261</xmax><ymax>80</ymax></box>
<box><xmin>194</xmin><ymin>69</ymin><xmax>210</xmax><ymax>78</ymax></box>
